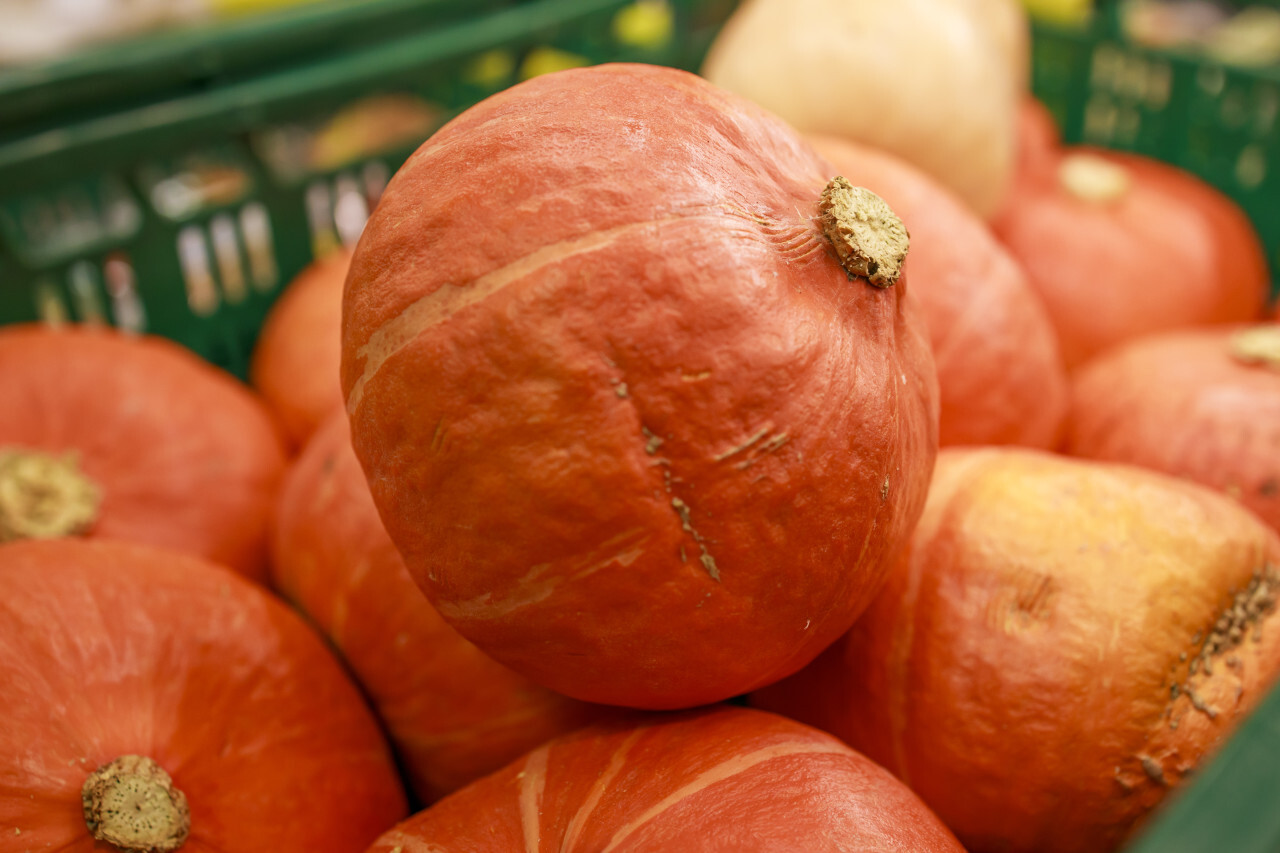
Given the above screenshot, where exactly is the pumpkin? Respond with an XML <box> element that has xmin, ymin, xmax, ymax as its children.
<box><xmin>367</xmin><ymin>705</ymin><xmax>965</xmax><ymax>852</ymax></box>
<box><xmin>1066</xmin><ymin>324</ymin><xmax>1280</xmax><ymax>535</ymax></box>
<box><xmin>0</xmin><ymin>538</ymin><xmax>408</xmax><ymax>852</ymax></box>
<box><xmin>341</xmin><ymin>63</ymin><xmax>939</xmax><ymax>710</ymax></box>
<box><xmin>1014</xmin><ymin>96</ymin><xmax>1061</xmax><ymax>180</ymax></box>
<box><xmin>0</xmin><ymin>324</ymin><xmax>287</xmax><ymax>581</ymax></box>
<box><xmin>754</xmin><ymin>448</ymin><xmax>1280</xmax><ymax>853</ymax></box>
<box><xmin>808</xmin><ymin>133</ymin><xmax>1068</xmax><ymax>448</ymax></box>
<box><xmin>250</xmin><ymin>249</ymin><xmax>352</xmax><ymax>450</ymax></box>
<box><xmin>701</xmin><ymin>0</ymin><xmax>1029</xmax><ymax>217</ymax></box>
<box><xmin>272</xmin><ymin>409</ymin><xmax>613</xmax><ymax>802</ymax></box>
<box><xmin>992</xmin><ymin>147</ymin><xmax>1271</xmax><ymax>370</ymax></box>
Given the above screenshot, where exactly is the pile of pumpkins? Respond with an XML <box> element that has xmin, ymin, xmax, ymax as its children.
<box><xmin>3</xmin><ymin>1</ymin><xmax>1278</xmax><ymax>851</ymax></box>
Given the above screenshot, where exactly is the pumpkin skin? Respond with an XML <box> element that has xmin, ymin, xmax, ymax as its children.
<box><xmin>753</xmin><ymin>448</ymin><xmax>1280</xmax><ymax>853</ymax></box>
<box><xmin>272</xmin><ymin>409</ymin><xmax>613</xmax><ymax>802</ymax></box>
<box><xmin>1009</xmin><ymin>96</ymin><xmax>1061</xmax><ymax>189</ymax></box>
<box><xmin>0</xmin><ymin>538</ymin><xmax>408</xmax><ymax>853</ymax></box>
<box><xmin>808</xmin><ymin>133</ymin><xmax>1068</xmax><ymax>448</ymax></box>
<box><xmin>250</xmin><ymin>249</ymin><xmax>352</xmax><ymax>450</ymax></box>
<box><xmin>0</xmin><ymin>324</ymin><xmax>287</xmax><ymax>581</ymax></box>
<box><xmin>367</xmin><ymin>705</ymin><xmax>965</xmax><ymax>853</ymax></box>
<box><xmin>341</xmin><ymin>64</ymin><xmax>939</xmax><ymax>709</ymax></box>
<box><xmin>992</xmin><ymin>147</ymin><xmax>1270</xmax><ymax>370</ymax></box>
<box><xmin>1066</xmin><ymin>325</ymin><xmax>1280</xmax><ymax>535</ymax></box>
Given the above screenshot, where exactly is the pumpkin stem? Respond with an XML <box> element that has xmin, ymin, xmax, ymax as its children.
<box><xmin>82</xmin><ymin>755</ymin><xmax>191</xmax><ymax>853</ymax></box>
<box><xmin>1229</xmin><ymin>326</ymin><xmax>1280</xmax><ymax>370</ymax></box>
<box><xmin>1059</xmin><ymin>152</ymin><xmax>1131</xmax><ymax>203</ymax></box>
<box><xmin>0</xmin><ymin>447</ymin><xmax>101</xmax><ymax>542</ymax></box>
<box><xmin>819</xmin><ymin>176</ymin><xmax>909</xmax><ymax>288</ymax></box>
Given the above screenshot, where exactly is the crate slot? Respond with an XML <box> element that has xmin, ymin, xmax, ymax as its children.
<box><xmin>209</xmin><ymin>213</ymin><xmax>248</xmax><ymax>304</ymax></box>
<box><xmin>67</xmin><ymin>261</ymin><xmax>108</xmax><ymax>325</ymax></box>
<box><xmin>362</xmin><ymin>161</ymin><xmax>391</xmax><ymax>210</ymax></box>
<box><xmin>178</xmin><ymin>225</ymin><xmax>219</xmax><ymax>317</ymax></box>
<box><xmin>34</xmin><ymin>280</ymin><xmax>69</xmax><ymax>326</ymax></box>
<box><xmin>239</xmin><ymin>201</ymin><xmax>278</xmax><ymax>293</ymax></box>
<box><xmin>334</xmin><ymin>172</ymin><xmax>369</xmax><ymax>247</ymax></box>
<box><xmin>104</xmin><ymin>252</ymin><xmax>146</xmax><ymax>334</ymax></box>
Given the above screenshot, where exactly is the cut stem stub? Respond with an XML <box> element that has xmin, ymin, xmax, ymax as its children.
<box><xmin>0</xmin><ymin>447</ymin><xmax>101</xmax><ymax>542</ymax></box>
<box><xmin>820</xmin><ymin>176</ymin><xmax>909</xmax><ymax>288</ymax></box>
<box><xmin>1059</xmin><ymin>152</ymin><xmax>1132</xmax><ymax>203</ymax></box>
<box><xmin>1229</xmin><ymin>326</ymin><xmax>1280</xmax><ymax>371</ymax></box>
<box><xmin>83</xmin><ymin>755</ymin><xmax>191</xmax><ymax>853</ymax></box>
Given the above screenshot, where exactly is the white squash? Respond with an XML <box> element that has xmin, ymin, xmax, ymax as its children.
<box><xmin>702</xmin><ymin>0</ymin><xmax>1029</xmax><ymax>218</ymax></box>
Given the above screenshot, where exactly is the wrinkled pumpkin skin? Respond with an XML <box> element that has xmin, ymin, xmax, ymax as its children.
<box><xmin>754</xmin><ymin>448</ymin><xmax>1280</xmax><ymax>853</ymax></box>
<box><xmin>341</xmin><ymin>64</ymin><xmax>939</xmax><ymax>709</ymax></box>
<box><xmin>367</xmin><ymin>706</ymin><xmax>965</xmax><ymax>853</ymax></box>
<box><xmin>992</xmin><ymin>148</ymin><xmax>1270</xmax><ymax>370</ymax></box>
<box><xmin>0</xmin><ymin>538</ymin><xmax>407</xmax><ymax>853</ymax></box>
<box><xmin>808</xmin><ymin>134</ymin><xmax>1068</xmax><ymax>449</ymax></box>
<box><xmin>251</xmin><ymin>249</ymin><xmax>353</xmax><ymax>450</ymax></box>
<box><xmin>1067</xmin><ymin>326</ymin><xmax>1280</xmax><ymax>535</ymax></box>
<box><xmin>0</xmin><ymin>324</ymin><xmax>287</xmax><ymax>581</ymax></box>
<box><xmin>273</xmin><ymin>410</ymin><xmax>613</xmax><ymax>802</ymax></box>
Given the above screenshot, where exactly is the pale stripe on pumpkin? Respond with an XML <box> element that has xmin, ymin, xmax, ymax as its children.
<box><xmin>599</xmin><ymin>741</ymin><xmax>852</xmax><ymax>852</ymax></box>
<box><xmin>559</xmin><ymin>727</ymin><xmax>651</xmax><ymax>851</ymax></box>
<box><xmin>348</xmin><ymin>213</ymin><xmax>718</xmax><ymax>413</ymax></box>
<box><xmin>520</xmin><ymin>745</ymin><xmax>550</xmax><ymax>853</ymax></box>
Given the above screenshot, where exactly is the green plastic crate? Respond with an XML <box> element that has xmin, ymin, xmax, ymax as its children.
<box><xmin>1031</xmin><ymin>7</ymin><xmax>1280</xmax><ymax>299</ymax></box>
<box><xmin>0</xmin><ymin>0</ymin><xmax>738</xmax><ymax>378</ymax></box>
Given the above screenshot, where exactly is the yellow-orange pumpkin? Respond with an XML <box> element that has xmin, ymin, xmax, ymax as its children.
<box><xmin>755</xmin><ymin>448</ymin><xmax>1280</xmax><ymax>853</ymax></box>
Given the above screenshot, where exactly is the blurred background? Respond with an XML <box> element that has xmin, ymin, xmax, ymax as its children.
<box><xmin>1</xmin><ymin>0</ymin><xmax>1276</xmax><ymax>375</ymax></box>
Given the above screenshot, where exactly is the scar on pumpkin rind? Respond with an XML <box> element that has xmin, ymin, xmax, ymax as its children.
<box><xmin>819</xmin><ymin>177</ymin><xmax>909</xmax><ymax>288</ymax></box>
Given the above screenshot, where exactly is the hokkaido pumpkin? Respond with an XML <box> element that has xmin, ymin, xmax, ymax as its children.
<box><xmin>0</xmin><ymin>324</ymin><xmax>287</xmax><ymax>581</ymax></box>
<box><xmin>1014</xmin><ymin>96</ymin><xmax>1061</xmax><ymax>180</ymax></box>
<box><xmin>0</xmin><ymin>538</ymin><xmax>407</xmax><ymax>852</ymax></box>
<box><xmin>701</xmin><ymin>0</ymin><xmax>1028</xmax><ymax>218</ymax></box>
<box><xmin>272</xmin><ymin>409</ymin><xmax>613</xmax><ymax>802</ymax></box>
<box><xmin>1067</xmin><ymin>325</ymin><xmax>1280</xmax><ymax>535</ymax></box>
<box><xmin>807</xmin><ymin>133</ymin><xmax>1068</xmax><ymax>448</ymax></box>
<box><xmin>341</xmin><ymin>63</ymin><xmax>939</xmax><ymax>709</ymax></box>
<box><xmin>366</xmin><ymin>705</ymin><xmax>965</xmax><ymax>852</ymax></box>
<box><xmin>754</xmin><ymin>448</ymin><xmax>1280</xmax><ymax>853</ymax></box>
<box><xmin>992</xmin><ymin>147</ymin><xmax>1271</xmax><ymax>369</ymax></box>
<box><xmin>250</xmin><ymin>249</ymin><xmax>352</xmax><ymax>450</ymax></box>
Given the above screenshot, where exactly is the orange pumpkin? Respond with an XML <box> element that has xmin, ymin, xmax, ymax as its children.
<box><xmin>808</xmin><ymin>134</ymin><xmax>1068</xmax><ymax>448</ymax></box>
<box><xmin>1067</xmin><ymin>324</ymin><xmax>1280</xmax><ymax>535</ymax></box>
<box><xmin>341</xmin><ymin>64</ymin><xmax>939</xmax><ymax>709</ymax></box>
<box><xmin>368</xmin><ymin>706</ymin><xmax>965</xmax><ymax>852</ymax></box>
<box><xmin>755</xmin><ymin>448</ymin><xmax>1280</xmax><ymax>853</ymax></box>
<box><xmin>272</xmin><ymin>409</ymin><xmax>613</xmax><ymax>802</ymax></box>
<box><xmin>1013</xmin><ymin>96</ymin><xmax>1061</xmax><ymax>181</ymax></box>
<box><xmin>250</xmin><ymin>249</ymin><xmax>352</xmax><ymax>450</ymax></box>
<box><xmin>0</xmin><ymin>538</ymin><xmax>407</xmax><ymax>852</ymax></box>
<box><xmin>992</xmin><ymin>147</ymin><xmax>1270</xmax><ymax>369</ymax></box>
<box><xmin>0</xmin><ymin>324</ymin><xmax>287</xmax><ymax>581</ymax></box>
